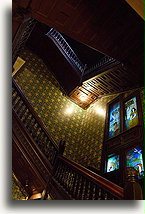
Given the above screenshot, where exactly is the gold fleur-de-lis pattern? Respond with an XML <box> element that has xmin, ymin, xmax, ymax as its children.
<box><xmin>15</xmin><ymin>49</ymin><xmax>142</xmax><ymax>170</ymax></box>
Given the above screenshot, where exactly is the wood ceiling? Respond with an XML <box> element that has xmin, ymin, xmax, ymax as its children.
<box><xmin>31</xmin><ymin>0</ymin><xmax>143</xmax><ymax>71</ymax></box>
<box><xmin>13</xmin><ymin>0</ymin><xmax>144</xmax><ymax>109</ymax></box>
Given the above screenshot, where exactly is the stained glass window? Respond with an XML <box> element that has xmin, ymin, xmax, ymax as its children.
<box><xmin>126</xmin><ymin>147</ymin><xmax>144</xmax><ymax>179</ymax></box>
<box><xmin>107</xmin><ymin>154</ymin><xmax>120</xmax><ymax>172</ymax></box>
<box><xmin>108</xmin><ymin>102</ymin><xmax>120</xmax><ymax>138</ymax></box>
<box><xmin>125</xmin><ymin>97</ymin><xmax>138</xmax><ymax>130</ymax></box>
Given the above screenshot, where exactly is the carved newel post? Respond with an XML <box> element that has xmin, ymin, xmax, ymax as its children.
<box><xmin>58</xmin><ymin>140</ymin><xmax>66</xmax><ymax>155</ymax></box>
<box><xmin>124</xmin><ymin>167</ymin><xmax>143</xmax><ymax>200</ymax></box>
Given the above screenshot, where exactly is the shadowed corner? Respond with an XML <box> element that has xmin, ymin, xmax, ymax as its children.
<box><xmin>4</xmin><ymin>6</ymin><xmax>13</xmax><ymax>207</ymax></box>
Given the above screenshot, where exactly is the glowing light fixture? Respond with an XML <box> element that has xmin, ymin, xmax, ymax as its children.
<box><xmin>80</xmin><ymin>94</ymin><xmax>87</xmax><ymax>102</ymax></box>
<box><xmin>95</xmin><ymin>107</ymin><xmax>105</xmax><ymax>116</ymax></box>
<box><xmin>65</xmin><ymin>106</ymin><xmax>74</xmax><ymax>115</ymax></box>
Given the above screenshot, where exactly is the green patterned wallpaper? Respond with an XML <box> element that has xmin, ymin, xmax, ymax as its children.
<box><xmin>13</xmin><ymin>49</ymin><xmax>121</xmax><ymax>169</ymax></box>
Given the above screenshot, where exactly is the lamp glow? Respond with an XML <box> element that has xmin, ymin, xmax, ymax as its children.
<box><xmin>65</xmin><ymin>106</ymin><xmax>74</xmax><ymax>115</ymax></box>
<box><xmin>80</xmin><ymin>94</ymin><xmax>87</xmax><ymax>102</ymax></box>
<box><xmin>95</xmin><ymin>107</ymin><xmax>105</xmax><ymax>116</ymax></box>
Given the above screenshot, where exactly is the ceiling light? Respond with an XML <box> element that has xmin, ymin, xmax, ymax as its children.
<box><xmin>80</xmin><ymin>94</ymin><xmax>87</xmax><ymax>102</ymax></box>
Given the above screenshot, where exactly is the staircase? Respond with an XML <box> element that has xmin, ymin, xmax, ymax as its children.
<box><xmin>12</xmin><ymin>78</ymin><xmax>143</xmax><ymax>200</ymax></box>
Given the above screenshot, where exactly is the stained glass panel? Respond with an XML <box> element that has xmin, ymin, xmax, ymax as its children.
<box><xmin>126</xmin><ymin>147</ymin><xmax>144</xmax><ymax>179</ymax></box>
<box><xmin>107</xmin><ymin>155</ymin><xmax>120</xmax><ymax>172</ymax></box>
<box><xmin>109</xmin><ymin>102</ymin><xmax>120</xmax><ymax>138</ymax></box>
<box><xmin>125</xmin><ymin>97</ymin><xmax>138</xmax><ymax>130</ymax></box>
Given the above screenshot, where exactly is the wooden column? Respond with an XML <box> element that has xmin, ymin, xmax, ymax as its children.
<box><xmin>124</xmin><ymin>167</ymin><xmax>143</xmax><ymax>200</ymax></box>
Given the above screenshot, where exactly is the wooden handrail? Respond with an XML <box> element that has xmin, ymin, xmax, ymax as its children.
<box><xmin>12</xmin><ymin>78</ymin><xmax>58</xmax><ymax>151</ymax></box>
<box><xmin>46</xmin><ymin>28</ymin><xmax>85</xmax><ymax>74</ymax></box>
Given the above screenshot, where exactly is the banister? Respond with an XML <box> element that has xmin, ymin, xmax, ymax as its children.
<box><xmin>46</xmin><ymin>28</ymin><xmax>121</xmax><ymax>83</ymax></box>
<box><xmin>46</xmin><ymin>28</ymin><xmax>85</xmax><ymax>74</ymax></box>
<box><xmin>84</xmin><ymin>56</ymin><xmax>120</xmax><ymax>77</ymax></box>
<box><xmin>12</xmin><ymin>78</ymin><xmax>58</xmax><ymax>151</ymax></box>
<box><xmin>54</xmin><ymin>155</ymin><xmax>124</xmax><ymax>199</ymax></box>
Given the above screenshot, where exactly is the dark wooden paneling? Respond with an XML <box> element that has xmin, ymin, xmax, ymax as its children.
<box><xmin>12</xmin><ymin>138</ymin><xmax>45</xmax><ymax>195</ymax></box>
<box><xmin>31</xmin><ymin>0</ymin><xmax>143</xmax><ymax>73</ymax></box>
<box><xmin>70</xmin><ymin>63</ymin><xmax>143</xmax><ymax>109</ymax></box>
<box><xmin>12</xmin><ymin>111</ymin><xmax>52</xmax><ymax>195</ymax></box>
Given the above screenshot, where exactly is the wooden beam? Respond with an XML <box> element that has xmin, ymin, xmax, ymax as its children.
<box><xmin>125</xmin><ymin>0</ymin><xmax>144</xmax><ymax>20</ymax></box>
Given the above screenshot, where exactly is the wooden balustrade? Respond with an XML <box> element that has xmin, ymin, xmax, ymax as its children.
<box><xmin>12</xmin><ymin>18</ymin><xmax>37</xmax><ymax>63</ymax></box>
<box><xmin>85</xmin><ymin>56</ymin><xmax>117</xmax><ymax>73</ymax></box>
<box><xmin>53</xmin><ymin>155</ymin><xmax>124</xmax><ymax>200</ymax></box>
<box><xmin>46</xmin><ymin>28</ymin><xmax>120</xmax><ymax>83</ymax></box>
<box><xmin>12</xmin><ymin>78</ymin><xmax>59</xmax><ymax>166</ymax></box>
<box><xmin>83</xmin><ymin>56</ymin><xmax>120</xmax><ymax>81</ymax></box>
<box><xmin>46</xmin><ymin>28</ymin><xmax>85</xmax><ymax>73</ymax></box>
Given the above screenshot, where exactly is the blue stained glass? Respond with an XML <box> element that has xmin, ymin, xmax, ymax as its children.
<box><xmin>109</xmin><ymin>102</ymin><xmax>120</xmax><ymax>138</ymax></box>
<box><xmin>107</xmin><ymin>155</ymin><xmax>120</xmax><ymax>172</ymax></box>
<box><xmin>126</xmin><ymin>147</ymin><xmax>144</xmax><ymax>179</ymax></box>
<box><xmin>125</xmin><ymin>97</ymin><xmax>138</xmax><ymax>130</ymax></box>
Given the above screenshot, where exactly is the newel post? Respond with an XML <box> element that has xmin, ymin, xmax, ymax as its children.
<box><xmin>124</xmin><ymin>167</ymin><xmax>143</xmax><ymax>200</ymax></box>
<box><xmin>58</xmin><ymin>140</ymin><xmax>66</xmax><ymax>155</ymax></box>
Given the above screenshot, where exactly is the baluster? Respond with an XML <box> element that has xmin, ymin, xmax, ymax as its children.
<box><xmin>66</xmin><ymin>167</ymin><xmax>73</xmax><ymax>193</ymax></box>
<box><xmin>18</xmin><ymin>104</ymin><xmax>27</xmax><ymax>120</ymax></box>
<box><xmin>76</xmin><ymin>175</ymin><xmax>83</xmax><ymax>199</ymax></box>
<box><xmin>62</xmin><ymin>165</ymin><xmax>68</xmax><ymax>189</ymax></box>
<box><xmin>53</xmin><ymin>31</ymin><xmax>57</xmax><ymax>37</ymax></box>
<box><xmin>48</xmin><ymin>144</ymin><xmax>54</xmax><ymax>161</ymax></box>
<box><xmin>85</xmin><ymin>181</ymin><xmax>91</xmax><ymax>200</ymax></box>
<box><xmin>26</xmin><ymin>114</ymin><xmax>33</xmax><ymax>130</ymax></box>
<box><xmin>61</xmin><ymin>40</ymin><xmax>65</xmax><ymax>46</ymax></box>
<box><xmin>25</xmin><ymin>114</ymin><xmax>33</xmax><ymax>130</ymax></box>
<box><xmin>54</xmin><ymin>161</ymin><xmax>61</xmax><ymax>179</ymax></box>
<box><xmin>60</xmin><ymin>38</ymin><xmax>63</xmax><ymax>44</ymax></box>
<box><xmin>72</xmin><ymin>173</ymin><xmax>79</xmax><ymax>198</ymax></box>
<box><xmin>28</xmin><ymin>117</ymin><xmax>36</xmax><ymax>136</ymax></box>
<box><xmin>97</xmin><ymin>187</ymin><xmax>102</xmax><ymax>200</ymax></box>
<box><xmin>58</xmin><ymin>162</ymin><xmax>65</xmax><ymax>185</ymax></box>
<box><xmin>15</xmin><ymin>99</ymin><xmax>24</xmax><ymax>115</ymax></box>
<box><xmin>39</xmin><ymin>132</ymin><xmax>46</xmax><ymax>150</ymax></box>
<box><xmin>73</xmin><ymin>174</ymin><xmax>79</xmax><ymax>198</ymax></box>
<box><xmin>31</xmin><ymin>122</ymin><xmax>39</xmax><ymax>140</ymax></box>
<box><xmin>13</xmin><ymin>96</ymin><xmax>21</xmax><ymax>109</ymax></box>
<box><xmin>21</xmin><ymin>109</ymin><xmax>29</xmax><ymax>124</ymax></box>
<box><xmin>104</xmin><ymin>191</ymin><xmax>108</xmax><ymax>200</ymax></box>
<box><xmin>104</xmin><ymin>191</ymin><xmax>112</xmax><ymax>200</ymax></box>
<box><xmin>49</xmin><ymin>145</ymin><xmax>56</xmax><ymax>164</ymax></box>
<box><xmin>42</xmin><ymin>136</ymin><xmax>50</xmax><ymax>154</ymax></box>
<box><xmin>35</xmin><ymin>127</ymin><xmax>42</xmax><ymax>146</ymax></box>
<box><xmin>92</xmin><ymin>184</ymin><xmax>97</xmax><ymax>200</ymax></box>
<box><xmin>101</xmin><ymin>189</ymin><xmax>108</xmax><ymax>200</ymax></box>
<box><xmin>12</xmin><ymin>90</ymin><xmax>18</xmax><ymax>103</ymax></box>
<box><xmin>23</xmin><ymin>112</ymin><xmax>31</xmax><ymax>129</ymax></box>
<box><xmin>69</xmin><ymin>169</ymin><xmax>75</xmax><ymax>194</ymax></box>
<box><xmin>80</xmin><ymin>177</ymin><xmax>87</xmax><ymax>200</ymax></box>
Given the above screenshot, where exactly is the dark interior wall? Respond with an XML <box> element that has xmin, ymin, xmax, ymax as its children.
<box><xmin>14</xmin><ymin>49</ymin><xmax>122</xmax><ymax>170</ymax></box>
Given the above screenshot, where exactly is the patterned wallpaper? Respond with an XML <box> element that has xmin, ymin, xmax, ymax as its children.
<box><xmin>12</xmin><ymin>174</ymin><xmax>28</xmax><ymax>200</ymax></box>
<box><xmin>14</xmin><ymin>48</ymin><xmax>130</xmax><ymax>170</ymax></box>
